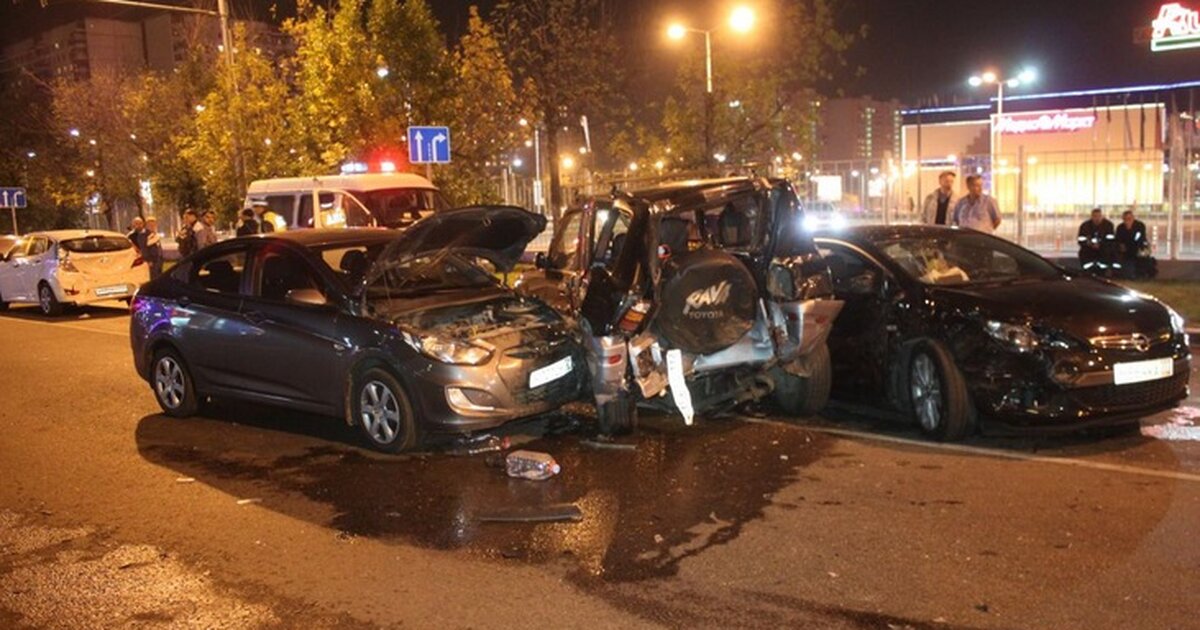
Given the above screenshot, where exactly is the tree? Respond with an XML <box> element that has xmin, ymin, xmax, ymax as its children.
<box><xmin>442</xmin><ymin>6</ymin><xmax>528</xmax><ymax>203</ymax></box>
<box><xmin>496</xmin><ymin>0</ymin><xmax>620</xmax><ymax>217</ymax></box>
<box><xmin>368</xmin><ymin>0</ymin><xmax>455</xmax><ymax>140</ymax></box>
<box><xmin>180</xmin><ymin>26</ymin><xmax>298</xmax><ymax>219</ymax></box>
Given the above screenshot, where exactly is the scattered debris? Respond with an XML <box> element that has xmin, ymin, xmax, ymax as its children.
<box><xmin>235</xmin><ymin>498</ymin><xmax>262</xmax><ymax>506</ymax></box>
<box><xmin>779</xmin><ymin>454</ymin><xmax>789</xmax><ymax>461</ymax></box>
<box><xmin>175</xmin><ymin>477</ymin><xmax>196</xmax><ymax>484</ymax></box>
<box><xmin>653</xmin><ymin>534</ymin><xmax>665</xmax><ymax>544</ymax></box>
<box><xmin>447</xmin><ymin>434</ymin><xmax>510</xmax><ymax>456</ymax></box>
<box><xmin>334</xmin><ymin>530</ymin><xmax>357</xmax><ymax>543</ymax></box>
<box><xmin>827</xmin><ymin>571</ymin><xmax>839</xmax><ymax>579</ymax></box>
<box><xmin>505</xmin><ymin>450</ymin><xmax>561</xmax><ymax>480</ymax></box>
<box><xmin>974</xmin><ymin>603</ymin><xmax>990</xmax><ymax>613</ymax></box>
<box><xmin>477</xmin><ymin>504</ymin><xmax>583</xmax><ymax>523</ymax></box>
<box><xmin>581</xmin><ymin>438</ymin><xmax>637</xmax><ymax>451</ymax></box>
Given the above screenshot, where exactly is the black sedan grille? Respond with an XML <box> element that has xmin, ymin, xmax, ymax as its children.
<box><xmin>1070</xmin><ymin>372</ymin><xmax>1188</xmax><ymax>411</ymax></box>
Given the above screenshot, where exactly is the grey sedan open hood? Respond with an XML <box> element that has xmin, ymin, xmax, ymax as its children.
<box><xmin>366</xmin><ymin>205</ymin><xmax>546</xmax><ymax>285</ymax></box>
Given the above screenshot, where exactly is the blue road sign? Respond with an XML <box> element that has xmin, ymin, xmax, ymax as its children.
<box><xmin>407</xmin><ymin>126</ymin><xmax>451</xmax><ymax>164</ymax></box>
<box><xmin>0</xmin><ymin>187</ymin><xmax>26</xmax><ymax>209</ymax></box>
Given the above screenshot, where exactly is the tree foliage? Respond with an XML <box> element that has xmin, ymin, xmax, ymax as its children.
<box><xmin>496</xmin><ymin>0</ymin><xmax>620</xmax><ymax>215</ymax></box>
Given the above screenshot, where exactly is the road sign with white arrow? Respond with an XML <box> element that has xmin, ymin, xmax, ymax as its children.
<box><xmin>407</xmin><ymin>126</ymin><xmax>451</xmax><ymax>164</ymax></box>
<box><xmin>0</xmin><ymin>187</ymin><xmax>26</xmax><ymax>209</ymax></box>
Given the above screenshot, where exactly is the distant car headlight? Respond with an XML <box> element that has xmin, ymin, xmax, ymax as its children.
<box><xmin>801</xmin><ymin>214</ymin><xmax>820</xmax><ymax>232</ymax></box>
<box><xmin>829</xmin><ymin>212</ymin><xmax>848</xmax><ymax>230</ymax></box>
<box><xmin>985</xmin><ymin>320</ymin><xmax>1039</xmax><ymax>353</ymax></box>
<box><xmin>401</xmin><ymin>331</ymin><xmax>493</xmax><ymax>365</ymax></box>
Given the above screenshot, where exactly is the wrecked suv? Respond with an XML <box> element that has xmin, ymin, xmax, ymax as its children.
<box><xmin>520</xmin><ymin>177</ymin><xmax>843</xmax><ymax>433</ymax></box>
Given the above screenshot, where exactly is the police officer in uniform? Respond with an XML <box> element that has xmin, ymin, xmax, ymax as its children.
<box><xmin>1077</xmin><ymin>207</ymin><xmax>1115</xmax><ymax>275</ymax></box>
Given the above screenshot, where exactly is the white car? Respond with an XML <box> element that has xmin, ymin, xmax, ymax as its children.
<box><xmin>0</xmin><ymin>229</ymin><xmax>149</xmax><ymax>315</ymax></box>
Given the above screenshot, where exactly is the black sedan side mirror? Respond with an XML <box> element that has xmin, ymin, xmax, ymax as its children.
<box><xmin>286</xmin><ymin>288</ymin><xmax>328</xmax><ymax>307</ymax></box>
<box><xmin>535</xmin><ymin>252</ymin><xmax>550</xmax><ymax>270</ymax></box>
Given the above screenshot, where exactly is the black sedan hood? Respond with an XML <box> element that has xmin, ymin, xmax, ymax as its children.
<box><xmin>371</xmin><ymin>205</ymin><xmax>546</xmax><ymax>276</ymax></box>
<box><xmin>927</xmin><ymin>276</ymin><xmax>1173</xmax><ymax>339</ymax></box>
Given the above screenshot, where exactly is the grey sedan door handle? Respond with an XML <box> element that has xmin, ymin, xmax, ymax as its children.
<box><xmin>244</xmin><ymin>310</ymin><xmax>266</xmax><ymax>324</ymax></box>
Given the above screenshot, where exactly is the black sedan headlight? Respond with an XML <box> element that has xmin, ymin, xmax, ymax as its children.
<box><xmin>1167</xmin><ymin>306</ymin><xmax>1186</xmax><ymax>336</ymax></box>
<box><xmin>985</xmin><ymin>320</ymin><xmax>1039</xmax><ymax>353</ymax></box>
<box><xmin>400</xmin><ymin>331</ymin><xmax>494</xmax><ymax>365</ymax></box>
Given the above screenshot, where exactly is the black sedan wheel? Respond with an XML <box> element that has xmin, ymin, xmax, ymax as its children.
<box><xmin>152</xmin><ymin>349</ymin><xmax>199</xmax><ymax>417</ymax></box>
<box><xmin>909</xmin><ymin>341</ymin><xmax>974</xmax><ymax>442</ymax></box>
<box><xmin>353</xmin><ymin>367</ymin><xmax>418</xmax><ymax>453</ymax></box>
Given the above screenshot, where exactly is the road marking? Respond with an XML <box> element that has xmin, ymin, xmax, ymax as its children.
<box><xmin>0</xmin><ymin>314</ymin><xmax>127</xmax><ymax>338</ymax></box>
<box><xmin>739</xmin><ymin>416</ymin><xmax>1200</xmax><ymax>483</ymax></box>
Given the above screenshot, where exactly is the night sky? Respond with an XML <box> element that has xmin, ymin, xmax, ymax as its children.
<box><xmin>2</xmin><ymin>0</ymin><xmax>1197</xmax><ymax>104</ymax></box>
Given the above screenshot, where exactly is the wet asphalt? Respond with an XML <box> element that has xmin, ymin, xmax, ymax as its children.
<box><xmin>1</xmin><ymin>304</ymin><xmax>1199</xmax><ymax>629</ymax></box>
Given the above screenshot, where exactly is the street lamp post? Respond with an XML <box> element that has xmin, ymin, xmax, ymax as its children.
<box><xmin>667</xmin><ymin>6</ymin><xmax>755</xmax><ymax>167</ymax></box>
<box><xmin>968</xmin><ymin>67</ymin><xmax>1036</xmax><ymax>240</ymax></box>
<box><xmin>969</xmin><ymin>68</ymin><xmax>1036</xmax><ymax>165</ymax></box>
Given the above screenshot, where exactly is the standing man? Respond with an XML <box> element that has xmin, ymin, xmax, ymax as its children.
<box><xmin>951</xmin><ymin>175</ymin><xmax>1002</xmax><ymax>234</ymax></box>
<box><xmin>1077</xmin><ymin>208</ymin><xmax>1115</xmax><ymax>275</ymax></box>
<box><xmin>143</xmin><ymin>217</ymin><xmax>164</xmax><ymax>280</ymax></box>
<box><xmin>193</xmin><ymin>210</ymin><xmax>220</xmax><ymax>250</ymax></box>
<box><xmin>236</xmin><ymin>208</ymin><xmax>260</xmax><ymax>236</ymax></box>
<box><xmin>176</xmin><ymin>209</ymin><xmax>199</xmax><ymax>259</ymax></box>
<box><xmin>922</xmin><ymin>171</ymin><xmax>959</xmax><ymax>226</ymax></box>
<box><xmin>1114</xmin><ymin>209</ymin><xmax>1151</xmax><ymax>278</ymax></box>
<box><xmin>126</xmin><ymin>217</ymin><xmax>146</xmax><ymax>254</ymax></box>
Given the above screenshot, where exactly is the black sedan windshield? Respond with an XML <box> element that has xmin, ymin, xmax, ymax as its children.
<box><xmin>877</xmin><ymin>232</ymin><xmax>1061</xmax><ymax>286</ymax></box>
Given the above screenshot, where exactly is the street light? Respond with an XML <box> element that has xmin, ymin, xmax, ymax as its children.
<box><xmin>967</xmin><ymin>66</ymin><xmax>1037</xmax><ymax>157</ymax></box>
<box><xmin>666</xmin><ymin>5</ymin><xmax>756</xmax><ymax>167</ymax></box>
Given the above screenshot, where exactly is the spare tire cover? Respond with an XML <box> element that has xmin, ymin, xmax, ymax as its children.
<box><xmin>655</xmin><ymin>248</ymin><xmax>758</xmax><ymax>354</ymax></box>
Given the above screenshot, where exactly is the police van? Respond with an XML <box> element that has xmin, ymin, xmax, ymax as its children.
<box><xmin>243</xmin><ymin>170</ymin><xmax>451</xmax><ymax>231</ymax></box>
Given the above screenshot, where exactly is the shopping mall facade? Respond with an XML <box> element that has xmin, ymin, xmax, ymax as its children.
<box><xmin>796</xmin><ymin>4</ymin><xmax>1200</xmax><ymax>259</ymax></box>
<box><xmin>897</xmin><ymin>80</ymin><xmax>1200</xmax><ymax>259</ymax></box>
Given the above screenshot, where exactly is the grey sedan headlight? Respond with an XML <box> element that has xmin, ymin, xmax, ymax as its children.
<box><xmin>401</xmin><ymin>331</ymin><xmax>493</xmax><ymax>365</ymax></box>
<box><xmin>985</xmin><ymin>320</ymin><xmax>1039</xmax><ymax>353</ymax></box>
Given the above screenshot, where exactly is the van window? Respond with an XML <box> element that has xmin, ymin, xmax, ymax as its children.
<box><xmin>298</xmin><ymin>193</ymin><xmax>333</xmax><ymax>229</ymax></box>
<box><xmin>266</xmin><ymin>195</ymin><xmax>296</xmax><ymax>227</ymax></box>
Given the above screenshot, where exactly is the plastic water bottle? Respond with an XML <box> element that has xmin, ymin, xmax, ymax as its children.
<box><xmin>505</xmin><ymin>450</ymin><xmax>561</xmax><ymax>480</ymax></box>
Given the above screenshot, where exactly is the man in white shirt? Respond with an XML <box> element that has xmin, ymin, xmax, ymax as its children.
<box><xmin>951</xmin><ymin>175</ymin><xmax>1002</xmax><ymax>234</ymax></box>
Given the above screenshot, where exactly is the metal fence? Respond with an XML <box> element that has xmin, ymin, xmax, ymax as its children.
<box><xmin>797</xmin><ymin>149</ymin><xmax>1200</xmax><ymax>260</ymax></box>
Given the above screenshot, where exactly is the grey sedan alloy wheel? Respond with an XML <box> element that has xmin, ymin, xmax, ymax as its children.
<box><xmin>151</xmin><ymin>349</ymin><xmax>199</xmax><ymax>417</ymax></box>
<box><xmin>353</xmin><ymin>368</ymin><xmax>418</xmax><ymax>453</ymax></box>
<box><xmin>155</xmin><ymin>356</ymin><xmax>186</xmax><ymax>410</ymax></box>
<box><xmin>359</xmin><ymin>380</ymin><xmax>402</xmax><ymax>444</ymax></box>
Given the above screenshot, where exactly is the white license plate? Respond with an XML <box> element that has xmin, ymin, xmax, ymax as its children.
<box><xmin>1113</xmin><ymin>357</ymin><xmax>1174</xmax><ymax>386</ymax></box>
<box><xmin>95</xmin><ymin>285</ymin><xmax>128</xmax><ymax>297</ymax></box>
<box><xmin>529</xmin><ymin>356</ymin><xmax>572</xmax><ymax>389</ymax></box>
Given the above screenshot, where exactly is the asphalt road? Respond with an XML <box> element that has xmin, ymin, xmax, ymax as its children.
<box><xmin>1</xmin><ymin>304</ymin><xmax>1198</xmax><ymax>629</ymax></box>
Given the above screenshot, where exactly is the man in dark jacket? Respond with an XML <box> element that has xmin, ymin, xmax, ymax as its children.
<box><xmin>236</xmin><ymin>208</ymin><xmax>260</xmax><ymax>236</ymax></box>
<box><xmin>1077</xmin><ymin>207</ymin><xmax>1115</xmax><ymax>275</ymax></box>
<box><xmin>1115</xmin><ymin>210</ymin><xmax>1153</xmax><ymax>279</ymax></box>
<box><xmin>176</xmin><ymin>209</ymin><xmax>198</xmax><ymax>258</ymax></box>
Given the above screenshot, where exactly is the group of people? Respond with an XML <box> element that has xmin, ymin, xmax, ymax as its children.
<box><xmin>1075</xmin><ymin>207</ymin><xmax>1155</xmax><ymax>279</ymax></box>
<box><xmin>919</xmin><ymin>170</ymin><xmax>1155</xmax><ymax>278</ymax></box>
<box><xmin>126</xmin><ymin>202</ymin><xmax>285</xmax><ymax>278</ymax></box>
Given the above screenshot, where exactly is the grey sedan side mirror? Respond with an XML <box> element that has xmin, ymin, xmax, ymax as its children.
<box><xmin>286</xmin><ymin>288</ymin><xmax>328</xmax><ymax>307</ymax></box>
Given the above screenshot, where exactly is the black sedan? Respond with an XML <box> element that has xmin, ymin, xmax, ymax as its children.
<box><xmin>130</xmin><ymin>206</ymin><xmax>583</xmax><ymax>453</ymax></box>
<box><xmin>815</xmin><ymin>225</ymin><xmax>1190</xmax><ymax>440</ymax></box>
